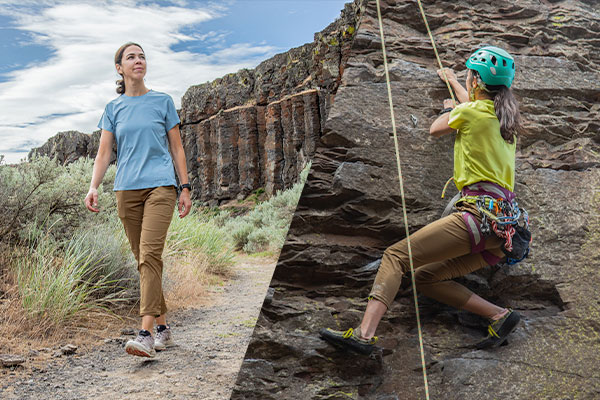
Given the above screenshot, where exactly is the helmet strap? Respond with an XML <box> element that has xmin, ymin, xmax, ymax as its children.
<box><xmin>469</xmin><ymin>74</ymin><xmax>489</xmax><ymax>101</ymax></box>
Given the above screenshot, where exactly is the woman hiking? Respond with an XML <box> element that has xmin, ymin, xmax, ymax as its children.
<box><xmin>85</xmin><ymin>42</ymin><xmax>192</xmax><ymax>358</ymax></box>
<box><xmin>321</xmin><ymin>46</ymin><xmax>526</xmax><ymax>355</ymax></box>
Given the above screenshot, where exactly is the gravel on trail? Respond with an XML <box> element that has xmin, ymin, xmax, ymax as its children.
<box><xmin>0</xmin><ymin>256</ymin><xmax>276</xmax><ymax>400</ymax></box>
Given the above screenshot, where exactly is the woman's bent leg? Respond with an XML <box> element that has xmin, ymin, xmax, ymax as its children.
<box><xmin>359</xmin><ymin>298</ymin><xmax>388</xmax><ymax>339</ymax></box>
<box><xmin>368</xmin><ymin>213</ymin><xmax>473</xmax><ymax>311</ymax></box>
<box><xmin>413</xmin><ymin>232</ymin><xmax>505</xmax><ymax>317</ymax></box>
<box><xmin>322</xmin><ymin>213</ymin><xmax>476</xmax><ymax>351</ymax></box>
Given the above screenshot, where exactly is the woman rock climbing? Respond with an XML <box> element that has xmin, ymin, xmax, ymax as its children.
<box><xmin>321</xmin><ymin>46</ymin><xmax>527</xmax><ymax>355</ymax></box>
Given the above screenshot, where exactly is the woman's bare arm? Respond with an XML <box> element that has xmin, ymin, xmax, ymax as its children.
<box><xmin>85</xmin><ymin>130</ymin><xmax>114</xmax><ymax>212</ymax></box>
<box><xmin>430</xmin><ymin>98</ymin><xmax>456</xmax><ymax>137</ymax></box>
<box><xmin>167</xmin><ymin>125</ymin><xmax>192</xmax><ymax>218</ymax></box>
<box><xmin>430</xmin><ymin>112</ymin><xmax>455</xmax><ymax>137</ymax></box>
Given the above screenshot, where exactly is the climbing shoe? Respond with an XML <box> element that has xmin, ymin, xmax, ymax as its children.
<box><xmin>476</xmin><ymin>309</ymin><xmax>521</xmax><ymax>350</ymax></box>
<box><xmin>319</xmin><ymin>327</ymin><xmax>377</xmax><ymax>355</ymax></box>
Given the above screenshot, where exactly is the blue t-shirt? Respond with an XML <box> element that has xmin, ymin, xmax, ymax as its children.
<box><xmin>98</xmin><ymin>90</ymin><xmax>180</xmax><ymax>191</ymax></box>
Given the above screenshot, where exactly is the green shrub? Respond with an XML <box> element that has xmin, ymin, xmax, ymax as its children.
<box><xmin>211</xmin><ymin>209</ymin><xmax>232</xmax><ymax>228</ymax></box>
<box><xmin>223</xmin><ymin>161</ymin><xmax>310</xmax><ymax>254</ymax></box>
<box><xmin>243</xmin><ymin>226</ymin><xmax>280</xmax><ymax>253</ymax></box>
<box><xmin>15</xmin><ymin>222</ymin><xmax>134</xmax><ymax>327</ymax></box>
<box><xmin>167</xmin><ymin>211</ymin><xmax>234</xmax><ymax>273</ymax></box>
<box><xmin>228</xmin><ymin>220</ymin><xmax>255</xmax><ymax>250</ymax></box>
<box><xmin>0</xmin><ymin>156</ymin><xmax>117</xmax><ymax>243</ymax></box>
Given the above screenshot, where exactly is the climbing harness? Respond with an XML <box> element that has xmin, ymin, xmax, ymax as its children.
<box><xmin>447</xmin><ymin>181</ymin><xmax>532</xmax><ymax>265</ymax></box>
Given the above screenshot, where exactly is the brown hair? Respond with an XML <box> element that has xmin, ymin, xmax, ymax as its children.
<box><xmin>472</xmin><ymin>70</ymin><xmax>521</xmax><ymax>144</ymax></box>
<box><xmin>114</xmin><ymin>42</ymin><xmax>144</xmax><ymax>94</ymax></box>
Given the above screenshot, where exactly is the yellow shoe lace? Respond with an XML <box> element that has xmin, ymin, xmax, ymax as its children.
<box><xmin>487</xmin><ymin>324</ymin><xmax>500</xmax><ymax>338</ymax></box>
<box><xmin>341</xmin><ymin>328</ymin><xmax>378</xmax><ymax>344</ymax></box>
<box><xmin>342</xmin><ymin>328</ymin><xmax>354</xmax><ymax>339</ymax></box>
<box><xmin>487</xmin><ymin>310</ymin><xmax>511</xmax><ymax>339</ymax></box>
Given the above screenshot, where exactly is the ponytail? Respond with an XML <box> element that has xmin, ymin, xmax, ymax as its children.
<box><xmin>116</xmin><ymin>78</ymin><xmax>126</xmax><ymax>94</ymax></box>
<box><xmin>472</xmin><ymin>70</ymin><xmax>521</xmax><ymax>144</ymax></box>
<box><xmin>492</xmin><ymin>86</ymin><xmax>521</xmax><ymax>144</ymax></box>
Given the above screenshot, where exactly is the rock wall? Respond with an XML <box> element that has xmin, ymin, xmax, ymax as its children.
<box><xmin>180</xmin><ymin>89</ymin><xmax>325</xmax><ymax>203</ymax></box>
<box><xmin>232</xmin><ymin>1</ymin><xmax>600</xmax><ymax>399</ymax></box>
<box><xmin>179</xmin><ymin>1</ymin><xmax>366</xmax><ymax>203</ymax></box>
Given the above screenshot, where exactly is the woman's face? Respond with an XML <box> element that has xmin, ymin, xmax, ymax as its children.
<box><xmin>116</xmin><ymin>45</ymin><xmax>146</xmax><ymax>80</ymax></box>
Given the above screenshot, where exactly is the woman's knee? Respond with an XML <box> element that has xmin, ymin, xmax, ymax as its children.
<box><xmin>414</xmin><ymin>267</ymin><xmax>438</xmax><ymax>287</ymax></box>
<box><xmin>382</xmin><ymin>245</ymin><xmax>409</xmax><ymax>274</ymax></box>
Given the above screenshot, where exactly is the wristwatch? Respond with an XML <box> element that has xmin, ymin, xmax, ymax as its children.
<box><xmin>439</xmin><ymin>107</ymin><xmax>454</xmax><ymax>115</ymax></box>
<box><xmin>178</xmin><ymin>183</ymin><xmax>191</xmax><ymax>193</ymax></box>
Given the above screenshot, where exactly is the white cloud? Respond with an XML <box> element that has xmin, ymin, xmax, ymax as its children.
<box><xmin>0</xmin><ymin>0</ymin><xmax>278</xmax><ymax>163</ymax></box>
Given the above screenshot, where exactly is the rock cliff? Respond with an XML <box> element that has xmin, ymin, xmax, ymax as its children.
<box><xmin>179</xmin><ymin>1</ymin><xmax>365</xmax><ymax>203</ymax></box>
<box><xmin>28</xmin><ymin>130</ymin><xmax>116</xmax><ymax>166</ymax></box>
<box><xmin>232</xmin><ymin>1</ymin><xmax>600</xmax><ymax>399</ymax></box>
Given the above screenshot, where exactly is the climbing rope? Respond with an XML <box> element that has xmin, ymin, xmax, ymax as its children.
<box><xmin>374</xmin><ymin>1</ymin><xmax>430</xmax><ymax>399</ymax></box>
<box><xmin>374</xmin><ymin>0</ymin><xmax>465</xmax><ymax>398</ymax></box>
<box><xmin>415</xmin><ymin>0</ymin><xmax>457</xmax><ymax>106</ymax></box>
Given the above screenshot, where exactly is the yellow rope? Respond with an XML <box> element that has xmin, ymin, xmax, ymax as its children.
<box><xmin>374</xmin><ymin>1</ymin><xmax>430</xmax><ymax>399</ymax></box>
<box><xmin>415</xmin><ymin>0</ymin><xmax>457</xmax><ymax>106</ymax></box>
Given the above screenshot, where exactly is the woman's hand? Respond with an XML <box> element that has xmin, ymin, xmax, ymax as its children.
<box><xmin>437</xmin><ymin>68</ymin><xmax>457</xmax><ymax>83</ymax></box>
<box><xmin>85</xmin><ymin>188</ymin><xmax>100</xmax><ymax>212</ymax></box>
<box><xmin>178</xmin><ymin>189</ymin><xmax>192</xmax><ymax>218</ymax></box>
<box><xmin>437</xmin><ymin>68</ymin><xmax>469</xmax><ymax>103</ymax></box>
<box><xmin>443</xmin><ymin>98</ymin><xmax>454</xmax><ymax>109</ymax></box>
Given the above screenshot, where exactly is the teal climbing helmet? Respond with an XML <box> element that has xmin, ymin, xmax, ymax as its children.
<box><xmin>466</xmin><ymin>46</ymin><xmax>515</xmax><ymax>88</ymax></box>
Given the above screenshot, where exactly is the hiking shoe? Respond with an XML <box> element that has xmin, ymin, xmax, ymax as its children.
<box><xmin>154</xmin><ymin>325</ymin><xmax>175</xmax><ymax>351</ymax></box>
<box><xmin>319</xmin><ymin>327</ymin><xmax>378</xmax><ymax>355</ymax></box>
<box><xmin>476</xmin><ymin>309</ymin><xmax>521</xmax><ymax>350</ymax></box>
<box><xmin>125</xmin><ymin>330</ymin><xmax>156</xmax><ymax>358</ymax></box>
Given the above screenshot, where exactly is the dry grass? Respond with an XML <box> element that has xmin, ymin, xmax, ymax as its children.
<box><xmin>0</xmin><ymin>248</ymin><xmax>230</xmax><ymax>361</ymax></box>
<box><xmin>163</xmin><ymin>251</ymin><xmax>228</xmax><ymax>310</ymax></box>
<box><xmin>0</xmin><ymin>274</ymin><xmax>136</xmax><ymax>353</ymax></box>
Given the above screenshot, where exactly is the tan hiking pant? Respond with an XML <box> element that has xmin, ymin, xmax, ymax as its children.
<box><xmin>116</xmin><ymin>186</ymin><xmax>176</xmax><ymax>317</ymax></box>
<box><xmin>369</xmin><ymin>204</ymin><xmax>505</xmax><ymax>309</ymax></box>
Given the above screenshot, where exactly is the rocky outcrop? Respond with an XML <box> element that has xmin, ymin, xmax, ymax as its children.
<box><xmin>181</xmin><ymin>89</ymin><xmax>325</xmax><ymax>203</ymax></box>
<box><xmin>180</xmin><ymin>1</ymin><xmax>366</xmax><ymax>202</ymax></box>
<box><xmin>232</xmin><ymin>1</ymin><xmax>600</xmax><ymax>399</ymax></box>
<box><xmin>28</xmin><ymin>130</ymin><xmax>116</xmax><ymax>165</ymax></box>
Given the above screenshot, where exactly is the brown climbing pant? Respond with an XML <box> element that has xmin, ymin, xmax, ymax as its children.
<box><xmin>369</xmin><ymin>204</ymin><xmax>505</xmax><ymax>310</ymax></box>
<box><xmin>116</xmin><ymin>186</ymin><xmax>176</xmax><ymax>317</ymax></box>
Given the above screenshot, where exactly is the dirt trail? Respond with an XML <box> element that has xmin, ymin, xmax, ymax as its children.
<box><xmin>1</xmin><ymin>256</ymin><xmax>276</xmax><ymax>400</ymax></box>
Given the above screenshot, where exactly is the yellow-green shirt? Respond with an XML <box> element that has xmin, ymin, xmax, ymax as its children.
<box><xmin>448</xmin><ymin>99</ymin><xmax>516</xmax><ymax>192</ymax></box>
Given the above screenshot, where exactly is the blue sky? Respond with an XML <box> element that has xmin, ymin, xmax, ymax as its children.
<box><xmin>0</xmin><ymin>0</ymin><xmax>350</xmax><ymax>163</ymax></box>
